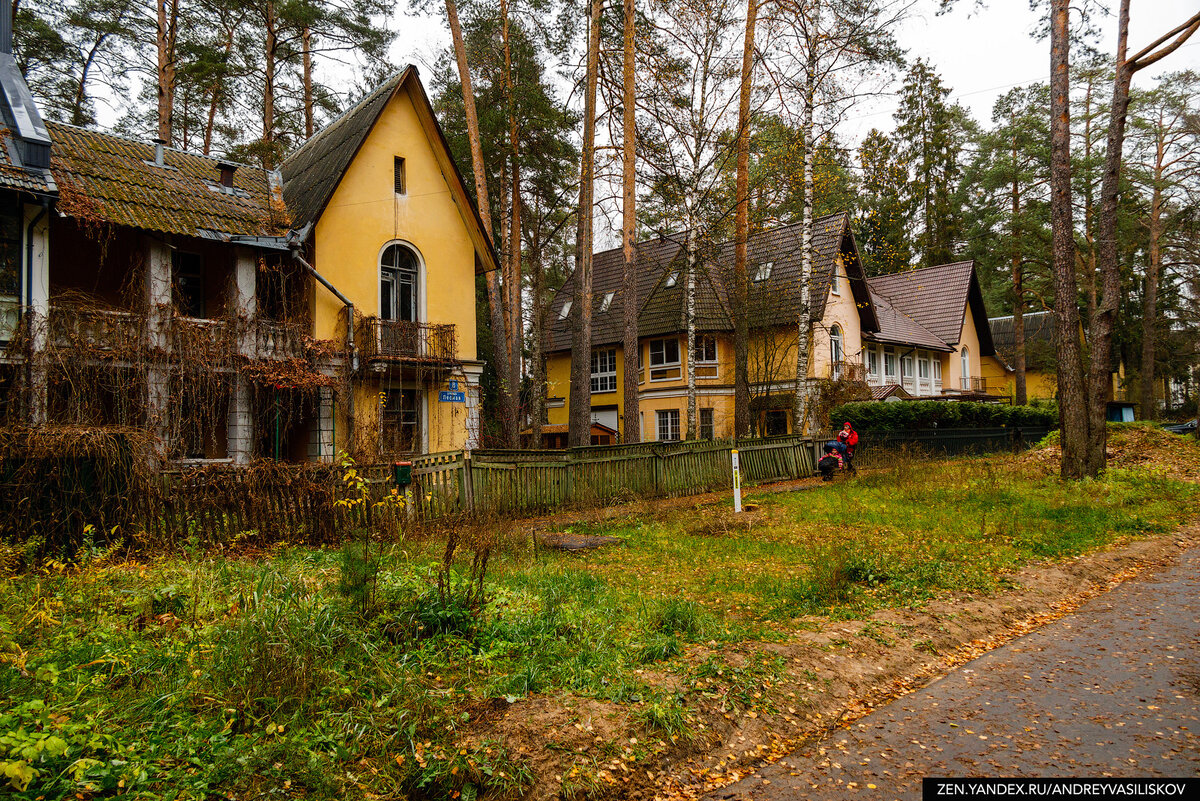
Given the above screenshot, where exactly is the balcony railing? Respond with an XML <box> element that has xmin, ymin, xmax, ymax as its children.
<box><xmin>49</xmin><ymin>305</ymin><xmax>142</xmax><ymax>354</ymax></box>
<box><xmin>172</xmin><ymin>317</ymin><xmax>234</xmax><ymax>360</ymax></box>
<box><xmin>829</xmin><ymin>361</ymin><xmax>866</xmax><ymax>382</ymax></box>
<box><xmin>360</xmin><ymin>318</ymin><xmax>456</xmax><ymax>363</ymax></box>
<box><xmin>959</xmin><ymin>376</ymin><xmax>988</xmax><ymax>392</ymax></box>
<box><xmin>255</xmin><ymin>320</ymin><xmax>307</xmax><ymax>360</ymax></box>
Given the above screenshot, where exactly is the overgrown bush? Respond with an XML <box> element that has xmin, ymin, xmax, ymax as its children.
<box><xmin>829</xmin><ymin>400</ymin><xmax>1058</xmax><ymax>433</ymax></box>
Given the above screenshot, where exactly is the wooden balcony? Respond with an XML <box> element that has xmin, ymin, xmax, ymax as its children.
<box><xmin>360</xmin><ymin>318</ymin><xmax>456</xmax><ymax>364</ymax></box>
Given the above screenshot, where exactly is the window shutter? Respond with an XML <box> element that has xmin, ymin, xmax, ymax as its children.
<box><xmin>394</xmin><ymin>157</ymin><xmax>406</xmax><ymax>194</ymax></box>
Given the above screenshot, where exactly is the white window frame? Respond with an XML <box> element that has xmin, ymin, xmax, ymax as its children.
<box><xmin>665</xmin><ymin>270</ymin><xmax>680</xmax><ymax>288</ymax></box>
<box><xmin>656</xmin><ymin>409</ymin><xmax>680</xmax><ymax>442</ymax></box>
<box><xmin>753</xmin><ymin>261</ymin><xmax>773</xmax><ymax>282</ymax></box>
<box><xmin>599</xmin><ymin>291</ymin><xmax>614</xmax><ymax>312</ymax></box>
<box><xmin>649</xmin><ymin>337</ymin><xmax>680</xmax><ymax>367</ymax></box>
<box><xmin>830</xmin><ymin>325</ymin><xmax>843</xmax><ymax>367</ymax></box>
<box><xmin>867</xmin><ymin>346</ymin><xmax>880</xmax><ymax>382</ymax></box>
<box><xmin>884</xmin><ymin>348</ymin><xmax>898</xmax><ymax>383</ymax></box>
<box><xmin>960</xmin><ymin>345</ymin><xmax>970</xmax><ymax>389</ymax></box>
<box><xmin>830</xmin><ymin>264</ymin><xmax>841</xmax><ymax>295</ymax></box>
<box><xmin>590</xmin><ymin>348</ymin><xmax>617</xmax><ymax>394</ymax></box>
<box><xmin>694</xmin><ymin>334</ymin><xmax>718</xmax><ymax>379</ymax></box>
<box><xmin>559</xmin><ymin>299</ymin><xmax>572</xmax><ymax>320</ymax></box>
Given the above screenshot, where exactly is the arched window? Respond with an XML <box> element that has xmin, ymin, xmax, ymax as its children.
<box><xmin>830</xmin><ymin>325</ymin><xmax>843</xmax><ymax>378</ymax></box>
<box><xmin>960</xmin><ymin>345</ymin><xmax>970</xmax><ymax>389</ymax></box>
<box><xmin>380</xmin><ymin>243</ymin><xmax>419</xmax><ymax>322</ymax></box>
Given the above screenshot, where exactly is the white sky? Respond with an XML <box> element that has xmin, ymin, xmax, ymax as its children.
<box><xmin>388</xmin><ymin>0</ymin><xmax>1200</xmax><ymax>141</ymax></box>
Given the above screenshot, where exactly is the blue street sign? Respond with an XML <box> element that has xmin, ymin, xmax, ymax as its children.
<box><xmin>449</xmin><ymin>380</ymin><xmax>459</xmax><ymax>391</ymax></box>
<box><xmin>439</xmin><ymin>391</ymin><xmax>466</xmax><ymax>403</ymax></box>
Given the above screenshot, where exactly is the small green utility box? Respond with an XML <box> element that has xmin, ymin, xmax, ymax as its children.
<box><xmin>393</xmin><ymin>461</ymin><xmax>413</xmax><ymax>487</ymax></box>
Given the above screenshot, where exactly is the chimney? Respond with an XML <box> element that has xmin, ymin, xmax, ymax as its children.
<box><xmin>152</xmin><ymin>137</ymin><xmax>166</xmax><ymax>167</ymax></box>
<box><xmin>217</xmin><ymin>160</ymin><xmax>237</xmax><ymax>188</ymax></box>
<box><xmin>0</xmin><ymin>0</ymin><xmax>11</xmax><ymax>56</ymax></box>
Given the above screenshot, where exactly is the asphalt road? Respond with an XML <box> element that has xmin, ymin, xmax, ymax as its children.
<box><xmin>705</xmin><ymin>544</ymin><xmax>1200</xmax><ymax>801</ymax></box>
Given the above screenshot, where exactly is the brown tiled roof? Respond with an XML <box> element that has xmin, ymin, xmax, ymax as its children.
<box><xmin>47</xmin><ymin>121</ymin><xmax>285</xmax><ymax>238</ymax></box>
<box><xmin>870</xmin><ymin>383</ymin><xmax>913</xmax><ymax>401</ymax></box>
<box><xmin>0</xmin><ymin>123</ymin><xmax>53</xmax><ymax>194</ymax></box>
<box><xmin>863</xmin><ymin>288</ymin><xmax>952</xmax><ymax>352</ymax></box>
<box><xmin>867</xmin><ymin>261</ymin><xmax>984</xmax><ymax>349</ymax></box>
<box><xmin>546</xmin><ymin>212</ymin><xmax>878</xmax><ymax>352</ymax></box>
<box><xmin>282</xmin><ymin>69</ymin><xmax>408</xmax><ymax>230</ymax></box>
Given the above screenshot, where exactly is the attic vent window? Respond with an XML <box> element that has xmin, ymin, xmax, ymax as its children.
<box><xmin>394</xmin><ymin>156</ymin><xmax>406</xmax><ymax>195</ymax></box>
<box><xmin>753</xmin><ymin>261</ymin><xmax>773</xmax><ymax>282</ymax></box>
<box><xmin>665</xmin><ymin>270</ymin><xmax>680</xmax><ymax>288</ymax></box>
<box><xmin>559</xmin><ymin>299</ymin><xmax>572</xmax><ymax>320</ymax></box>
<box><xmin>599</xmin><ymin>291</ymin><xmax>614</xmax><ymax>312</ymax></box>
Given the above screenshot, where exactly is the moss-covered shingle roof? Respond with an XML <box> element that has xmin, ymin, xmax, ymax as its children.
<box><xmin>47</xmin><ymin>121</ymin><xmax>286</xmax><ymax>238</ymax></box>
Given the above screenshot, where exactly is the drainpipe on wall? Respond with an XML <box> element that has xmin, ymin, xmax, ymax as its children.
<box><xmin>288</xmin><ymin>244</ymin><xmax>357</xmax><ymax>446</ymax></box>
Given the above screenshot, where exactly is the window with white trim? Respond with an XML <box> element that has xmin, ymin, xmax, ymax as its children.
<box><xmin>753</xmin><ymin>261</ymin><xmax>773</xmax><ymax>282</ymax></box>
<box><xmin>648</xmin><ymin>337</ymin><xmax>681</xmax><ymax>380</ymax></box>
<box><xmin>590</xmin><ymin>348</ymin><xmax>617</xmax><ymax>393</ymax></box>
<box><xmin>866</xmin><ymin>347</ymin><xmax>880</xmax><ymax>381</ymax></box>
<box><xmin>694</xmin><ymin>334</ymin><xmax>718</xmax><ymax>378</ymax></box>
<box><xmin>884</xmin><ymin>349</ymin><xmax>898</xmax><ymax>382</ymax></box>
<box><xmin>960</xmin><ymin>346</ymin><xmax>971</xmax><ymax>389</ymax></box>
<box><xmin>830</xmin><ymin>265</ymin><xmax>840</xmax><ymax>295</ymax></box>
<box><xmin>656</xmin><ymin>409</ymin><xmax>680</xmax><ymax>441</ymax></box>
<box><xmin>380</xmin><ymin>243</ymin><xmax>419</xmax><ymax>322</ymax></box>
<box><xmin>830</xmin><ymin>325</ymin><xmax>843</xmax><ymax>365</ymax></box>
<box><xmin>559</xmin><ymin>299</ymin><xmax>572</xmax><ymax>320</ymax></box>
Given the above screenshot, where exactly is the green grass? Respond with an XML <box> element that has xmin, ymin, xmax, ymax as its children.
<box><xmin>1</xmin><ymin>453</ymin><xmax>1195</xmax><ymax>799</ymax></box>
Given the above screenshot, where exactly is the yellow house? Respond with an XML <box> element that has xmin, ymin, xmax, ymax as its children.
<box><xmin>985</xmin><ymin>310</ymin><xmax>1057</xmax><ymax>401</ymax></box>
<box><xmin>5</xmin><ymin>66</ymin><xmax>493</xmax><ymax>464</ymax></box>
<box><xmin>544</xmin><ymin>214</ymin><xmax>1001</xmax><ymax>442</ymax></box>
<box><xmin>282</xmin><ymin>66</ymin><xmax>496</xmax><ymax>460</ymax></box>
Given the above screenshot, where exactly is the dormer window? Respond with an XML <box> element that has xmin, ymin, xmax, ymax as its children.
<box><xmin>559</xmin><ymin>299</ymin><xmax>572</xmax><ymax>320</ymax></box>
<box><xmin>599</xmin><ymin>291</ymin><xmax>614</xmax><ymax>312</ymax></box>
<box><xmin>665</xmin><ymin>270</ymin><xmax>680</xmax><ymax>288</ymax></box>
<box><xmin>394</xmin><ymin>157</ymin><xmax>406</xmax><ymax>195</ymax></box>
<box><xmin>753</xmin><ymin>261</ymin><xmax>772</xmax><ymax>282</ymax></box>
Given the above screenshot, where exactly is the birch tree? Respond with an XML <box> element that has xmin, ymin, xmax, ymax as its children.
<box><xmin>732</xmin><ymin>0</ymin><xmax>759</xmax><ymax>439</ymax></box>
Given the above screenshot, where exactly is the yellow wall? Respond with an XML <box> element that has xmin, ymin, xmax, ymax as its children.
<box><xmin>812</xmin><ymin>256</ymin><xmax>863</xmax><ymax>378</ymax></box>
<box><xmin>311</xmin><ymin>84</ymin><xmax>479</xmax><ymax>362</ymax></box>
<box><xmin>948</xmin><ymin>304</ymin><xmax>983</xmax><ymax>389</ymax></box>
<box><xmin>981</xmin><ymin>356</ymin><xmax>1057</xmax><ymax>402</ymax></box>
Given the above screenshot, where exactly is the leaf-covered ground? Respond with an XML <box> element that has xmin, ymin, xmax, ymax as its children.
<box><xmin>2</xmin><ymin>435</ymin><xmax>1197</xmax><ymax>800</ymax></box>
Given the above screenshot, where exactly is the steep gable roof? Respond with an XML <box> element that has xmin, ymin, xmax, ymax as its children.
<box><xmin>48</xmin><ymin>121</ymin><xmax>285</xmax><ymax>239</ymax></box>
<box><xmin>281</xmin><ymin>66</ymin><xmax>498</xmax><ymax>273</ymax></box>
<box><xmin>864</xmin><ymin>288</ymin><xmax>953</xmax><ymax>352</ymax></box>
<box><xmin>545</xmin><ymin>212</ymin><xmax>877</xmax><ymax>352</ymax></box>
<box><xmin>867</xmin><ymin>260</ymin><xmax>995</xmax><ymax>355</ymax></box>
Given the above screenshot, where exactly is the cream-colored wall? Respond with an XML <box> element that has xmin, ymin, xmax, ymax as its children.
<box><xmin>948</xmin><ymin>304</ymin><xmax>983</xmax><ymax>389</ymax></box>
<box><xmin>311</xmin><ymin>85</ymin><xmax>479</xmax><ymax>361</ymax></box>
<box><xmin>812</xmin><ymin>256</ymin><xmax>863</xmax><ymax>379</ymax></box>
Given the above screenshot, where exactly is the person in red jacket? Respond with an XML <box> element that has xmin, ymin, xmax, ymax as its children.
<box><xmin>836</xmin><ymin>421</ymin><xmax>859</xmax><ymax>461</ymax></box>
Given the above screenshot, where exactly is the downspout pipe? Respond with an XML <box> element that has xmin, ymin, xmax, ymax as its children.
<box><xmin>288</xmin><ymin>244</ymin><xmax>357</xmax><ymax>451</ymax></box>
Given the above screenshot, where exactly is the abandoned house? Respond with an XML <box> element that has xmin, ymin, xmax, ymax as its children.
<box><xmin>0</xmin><ymin>43</ymin><xmax>495</xmax><ymax>464</ymax></box>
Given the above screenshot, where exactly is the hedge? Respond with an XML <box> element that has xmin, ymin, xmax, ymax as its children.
<box><xmin>828</xmin><ymin>400</ymin><xmax>1059</xmax><ymax>434</ymax></box>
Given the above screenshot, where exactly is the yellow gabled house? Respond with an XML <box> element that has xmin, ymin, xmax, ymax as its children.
<box><xmin>544</xmin><ymin>213</ymin><xmax>1002</xmax><ymax>442</ymax></box>
<box><xmin>282</xmin><ymin>66</ymin><xmax>497</xmax><ymax>459</ymax></box>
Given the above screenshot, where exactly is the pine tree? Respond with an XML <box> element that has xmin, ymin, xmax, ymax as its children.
<box><xmin>856</xmin><ymin>128</ymin><xmax>910</xmax><ymax>276</ymax></box>
<box><xmin>893</xmin><ymin>59</ymin><xmax>973</xmax><ymax>268</ymax></box>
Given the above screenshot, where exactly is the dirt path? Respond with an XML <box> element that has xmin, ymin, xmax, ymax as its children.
<box><xmin>701</xmin><ymin>542</ymin><xmax>1200</xmax><ymax>800</ymax></box>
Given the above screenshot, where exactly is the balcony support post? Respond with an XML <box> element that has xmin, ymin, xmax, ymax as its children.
<box><xmin>227</xmin><ymin>373</ymin><xmax>253</xmax><ymax>465</ymax></box>
<box><xmin>144</xmin><ymin>236</ymin><xmax>173</xmax><ymax>456</ymax></box>
<box><xmin>234</xmin><ymin>246</ymin><xmax>257</xmax><ymax>358</ymax></box>
<box><xmin>22</xmin><ymin>201</ymin><xmax>49</xmax><ymax>424</ymax></box>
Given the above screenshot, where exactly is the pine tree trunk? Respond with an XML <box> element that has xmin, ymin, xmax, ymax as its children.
<box><xmin>263</xmin><ymin>1</ymin><xmax>277</xmax><ymax>166</ymax></box>
<box><xmin>302</xmin><ymin>24</ymin><xmax>315</xmax><ymax>139</ymax></box>
<box><xmin>568</xmin><ymin>0</ymin><xmax>601</xmax><ymax>448</ymax></box>
<box><xmin>621</xmin><ymin>0</ymin><xmax>639</xmax><ymax>444</ymax></box>
<box><xmin>530</xmin><ymin>213</ymin><xmax>546</xmax><ymax>446</ymax></box>
<box><xmin>503</xmin><ymin>1</ymin><xmax>522</xmax><ymax>448</ymax></box>
<box><xmin>1049</xmin><ymin>0</ymin><xmax>1090</xmax><ymax>479</ymax></box>
<box><xmin>1011</xmin><ymin>130</ymin><xmax>1027</xmax><ymax>406</ymax></box>
<box><xmin>155</xmin><ymin>0</ymin><xmax>178</xmax><ymax>145</ymax></box>
<box><xmin>733</xmin><ymin>0</ymin><xmax>757</xmax><ymax>440</ymax></box>
<box><xmin>1088</xmin><ymin>0</ymin><xmax>1136</xmax><ymax>476</ymax></box>
<box><xmin>445</xmin><ymin>0</ymin><xmax>509</xmax><ymax>445</ymax></box>
<box><xmin>1139</xmin><ymin>165</ymin><xmax>1163</xmax><ymax>420</ymax></box>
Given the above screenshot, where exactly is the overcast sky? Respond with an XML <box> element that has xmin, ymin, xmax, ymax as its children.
<box><xmin>388</xmin><ymin>0</ymin><xmax>1200</xmax><ymax>142</ymax></box>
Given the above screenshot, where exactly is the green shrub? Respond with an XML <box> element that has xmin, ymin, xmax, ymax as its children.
<box><xmin>829</xmin><ymin>400</ymin><xmax>1059</xmax><ymax>433</ymax></box>
<box><xmin>648</xmin><ymin>599</ymin><xmax>704</xmax><ymax>640</ymax></box>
